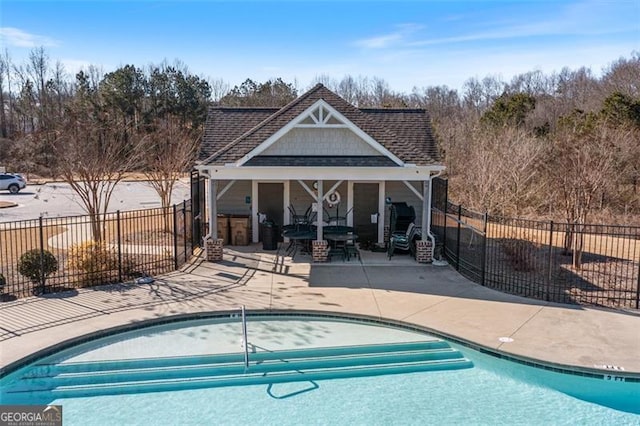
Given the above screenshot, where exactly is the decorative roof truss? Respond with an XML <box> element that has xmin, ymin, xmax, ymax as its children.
<box><xmin>296</xmin><ymin>104</ymin><xmax>348</xmax><ymax>128</ymax></box>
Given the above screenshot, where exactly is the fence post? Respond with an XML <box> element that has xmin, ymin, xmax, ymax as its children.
<box><xmin>546</xmin><ymin>221</ymin><xmax>554</xmax><ymax>302</ymax></box>
<box><xmin>182</xmin><ymin>200</ymin><xmax>187</xmax><ymax>259</ymax></box>
<box><xmin>38</xmin><ymin>216</ymin><xmax>45</xmax><ymax>295</ymax></box>
<box><xmin>635</xmin><ymin>256</ymin><xmax>640</xmax><ymax>310</ymax></box>
<box><xmin>443</xmin><ymin>179</ymin><xmax>448</xmax><ymax>260</ymax></box>
<box><xmin>173</xmin><ymin>204</ymin><xmax>179</xmax><ymax>269</ymax></box>
<box><xmin>481</xmin><ymin>212</ymin><xmax>488</xmax><ymax>286</ymax></box>
<box><xmin>117</xmin><ymin>211</ymin><xmax>122</xmax><ymax>283</ymax></box>
<box><xmin>456</xmin><ymin>204</ymin><xmax>462</xmax><ymax>271</ymax></box>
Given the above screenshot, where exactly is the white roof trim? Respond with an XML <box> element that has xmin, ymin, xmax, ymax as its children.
<box><xmin>196</xmin><ymin>164</ymin><xmax>444</xmax><ymax>181</ymax></box>
<box><xmin>235</xmin><ymin>99</ymin><xmax>405</xmax><ymax>167</ymax></box>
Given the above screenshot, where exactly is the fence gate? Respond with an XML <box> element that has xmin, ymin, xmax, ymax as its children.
<box><xmin>191</xmin><ymin>170</ymin><xmax>206</xmax><ymax>248</ymax></box>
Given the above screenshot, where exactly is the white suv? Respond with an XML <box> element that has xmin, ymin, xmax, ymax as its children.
<box><xmin>0</xmin><ymin>173</ymin><xmax>27</xmax><ymax>194</ymax></box>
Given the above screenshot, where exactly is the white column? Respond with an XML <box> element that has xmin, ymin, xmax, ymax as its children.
<box><xmin>209</xmin><ymin>179</ymin><xmax>217</xmax><ymax>240</ymax></box>
<box><xmin>378</xmin><ymin>181</ymin><xmax>385</xmax><ymax>244</ymax></box>
<box><xmin>316</xmin><ymin>180</ymin><xmax>323</xmax><ymax>241</ymax></box>
<box><xmin>283</xmin><ymin>180</ymin><xmax>291</xmax><ymax>226</ymax></box>
<box><xmin>347</xmin><ymin>180</ymin><xmax>354</xmax><ymax>227</ymax></box>
<box><xmin>422</xmin><ymin>179</ymin><xmax>429</xmax><ymax>237</ymax></box>
<box><xmin>251</xmin><ymin>180</ymin><xmax>259</xmax><ymax>243</ymax></box>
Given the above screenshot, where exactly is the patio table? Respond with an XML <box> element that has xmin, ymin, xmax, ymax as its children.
<box><xmin>285</xmin><ymin>230</ymin><xmax>316</xmax><ymax>257</ymax></box>
<box><xmin>325</xmin><ymin>233</ymin><xmax>358</xmax><ymax>261</ymax></box>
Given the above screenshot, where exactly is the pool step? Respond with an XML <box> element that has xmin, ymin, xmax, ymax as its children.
<box><xmin>20</xmin><ymin>348</ymin><xmax>463</xmax><ymax>386</ymax></box>
<box><xmin>13</xmin><ymin>359</ymin><xmax>473</xmax><ymax>399</ymax></box>
<box><xmin>28</xmin><ymin>340</ymin><xmax>451</xmax><ymax>375</ymax></box>
<box><xmin>6</xmin><ymin>340</ymin><xmax>473</xmax><ymax>399</ymax></box>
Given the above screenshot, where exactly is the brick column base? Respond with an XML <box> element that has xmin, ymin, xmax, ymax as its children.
<box><xmin>416</xmin><ymin>240</ymin><xmax>433</xmax><ymax>264</ymax></box>
<box><xmin>312</xmin><ymin>240</ymin><xmax>329</xmax><ymax>262</ymax></box>
<box><xmin>206</xmin><ymin>238</ymin><xmax>224</xmax><ymax>262</ymax></box>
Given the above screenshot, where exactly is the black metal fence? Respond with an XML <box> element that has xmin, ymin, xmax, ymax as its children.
<box><xmin>431</xmin><ymin>178</ymin><xmax>640</xmax><ymax>310</ymax></box>
<box><xmin>0</xmin><ymin>200</ymin><xmax>198</xmax><ymax>299</ymax></box>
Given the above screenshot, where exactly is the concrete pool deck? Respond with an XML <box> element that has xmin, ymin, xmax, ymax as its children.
<box><xmin>1</xmin><ymin>248</ymin><xmax>639</xmax><ymax>377</ymax></box>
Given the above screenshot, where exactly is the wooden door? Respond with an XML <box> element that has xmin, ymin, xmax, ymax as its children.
<box><xmin>353</xmin><ymin>183</ymin><xmax>379</xmax><ymax>243</ymax></box>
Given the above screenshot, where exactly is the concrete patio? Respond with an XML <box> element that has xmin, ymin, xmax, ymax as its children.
<box><xmin>1</xmin><ymin>246</ymin><xmax>639</xmax><ymax>378</ymax></box>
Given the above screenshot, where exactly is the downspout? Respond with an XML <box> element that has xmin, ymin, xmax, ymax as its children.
<box><xmin>425</xmin><ymin>170</ymin><xmax>444</xmax><ymax>262</ymax></box>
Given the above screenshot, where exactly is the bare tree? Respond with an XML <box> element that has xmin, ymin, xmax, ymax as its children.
<box><xmin>462</xmin><ymin>76</ymin><xmax>505</xmax><ymax>117</ymax></box>
<box><xmin>209</xmin><ymin>78</ymin><xmax>230</xmax><ymax>103</ymax></box>
<box><xmin>309</xmin><ymin>74</ymin><xmax>338</xmax><ymax>92</ymax></box>
<box><xmin>142</xmin><ymin>114</ymin><xmax>200</xmax><ymax>221</ymax></box>
<box><xmin>53</xmin><ymin>87</ymin><xmax>141</xmax><ymax>242</ymax></box>
<box><xmin>451</xmin><ymin>125</ymin><xmax>543</xmax><ymax>216</ymax></box>
<box><xmin>602</xmin><ymin>53</ymin><xmax>640</xmax><ymax>98</ymax></box>
<box><xmin>544</xmin><ymin>113</ymin><xmax>622</xmax><ymax>268</ymax></box>
<box><xmin>0</xmin><ymin>50</ymin><xmax>10</xmax><ymax>138</ymax></box>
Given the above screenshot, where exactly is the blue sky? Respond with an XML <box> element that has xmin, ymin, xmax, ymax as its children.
<box><xmin>1</xmin><ymin>0</ymin><xmax>638</xmax><ymax>93</ymax></box>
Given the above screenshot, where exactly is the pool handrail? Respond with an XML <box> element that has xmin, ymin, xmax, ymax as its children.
<box><xmin>241</xmin><ymin>305</ymin><xmax>249</xmax><ymax>371</ymax></box>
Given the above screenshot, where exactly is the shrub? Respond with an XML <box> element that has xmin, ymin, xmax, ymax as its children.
<box><xmin>121</xmin><ymin>255</ymin><xmax>140</xmax><ymax>278</ymax></box>
<box><xmin>18</xmin><ymin>249</ymin><xmax>58</xmax><ymax>284</ymax></box>
<box><xmin>0</xmin><ymin>273</ymin><xmax>5</xmax><ymax>290</ymax></box>
<box><xmin>68</xmin><ymin>241</ymin><xmax>118</xmax><ymax>284</ymax></box>
<box><xmin>500</xmin><ymin>233</ymin><xmax>536</xmax><ymax>272</ymax></box>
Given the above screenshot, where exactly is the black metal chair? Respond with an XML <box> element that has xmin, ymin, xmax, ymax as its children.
<box><xmin>288</xmin><ymin>205</ymin><xmax>309</xmax><ymax>227</ymax></box>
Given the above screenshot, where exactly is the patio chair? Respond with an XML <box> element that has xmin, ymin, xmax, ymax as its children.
<box><xmin>388</xmin><ymin>202</ymin><xmax>416</xmax><ymax>236</ymax></box>
<box><xmin>345</xmin><ymin>238</ymin><xmax>360</xmax><ymax>261</ymax></box>
<box><xmin>388</xmin><ymin>223</ymin><xmax>421</xmax><ymax>259</ymax></box>
<box><xmin>288</xmin><ymin>205</ymin><xmax>311</xmax><ymax>229</ymax></box>
<box><xmin>304</xmin><ymin>205</ymin><xmax>317</xmax><ymax>224</ymax></box>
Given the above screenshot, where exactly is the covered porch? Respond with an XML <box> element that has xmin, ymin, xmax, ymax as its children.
<box><xmin>197</xmin><ymin>167</ymin><xmax>443</xmax><ymax>263</ymax></box>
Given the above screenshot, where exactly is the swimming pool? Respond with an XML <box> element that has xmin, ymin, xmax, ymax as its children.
<box><xmin>1</xmin><ymin>313</ymin><xmax>639</xmax><ymax>425</ymax></box>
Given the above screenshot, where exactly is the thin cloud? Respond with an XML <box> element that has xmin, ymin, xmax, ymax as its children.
<box><xmin>0</xmin><ymin>27</ymin><xmax>59</xmax><ymax>48</ymax></box>
<box><xmin>356</xmin><ymin>1</ymin><xmax>637</xmax><ymax>50</ymax></box>
<box><xmin>410</xmin><ymin>21</ymin><xmax>636</xmax><ymax>48</ymax></box>
<box><xmin>353</xmin><ymin>23</ymin><xmax>424</xmax><ymax>49</ymax></box>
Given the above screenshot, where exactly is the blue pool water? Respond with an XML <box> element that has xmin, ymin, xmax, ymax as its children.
<box><xmin>1</xmin><ymin>315</ymin><xmax>639</xmax><ymax>425</ymax></box>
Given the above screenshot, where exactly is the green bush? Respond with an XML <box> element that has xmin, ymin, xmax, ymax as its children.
<box><xmin>0</xmin><ymin>273</ymin><xmax>6</xmax><ymax>290</ymax></box>
<box><xmin>18</xmin><ymin>249</ymin><xmax>58</xmax><ymax>284</ymax></box>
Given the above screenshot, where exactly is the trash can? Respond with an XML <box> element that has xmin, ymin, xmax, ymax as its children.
<box><xmin>229</xmin><ymin>215</ymin><xmax>251</xmax><ymax>245</ymax></box>
<box><xmin>216</xmin><ymin>214</ymin><xmax>230</xmax><ymax>245</ymax></box>
<box><xmin>261</xmin><ymin>221</ymin><xmax>279</xmax><ymax>250</ymax></box>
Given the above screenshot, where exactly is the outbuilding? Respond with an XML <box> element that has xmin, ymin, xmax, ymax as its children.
<box><xmin>196</xmin><ymin>84</ymin><xmax>444</xmax><ymax>262</ymax></box>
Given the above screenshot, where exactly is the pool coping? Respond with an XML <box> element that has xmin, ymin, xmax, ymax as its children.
<box><xmin>2</xmin><ymin>309</ymin><xmax>639</xmax><ymax>384</ymax></box>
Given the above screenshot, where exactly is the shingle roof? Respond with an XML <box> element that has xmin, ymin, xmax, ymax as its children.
<box><xmin>199</xmin><ymin>107</ymin><xmax>278</xmax><ymax>163</ymax></box>
<box><xmin>199</xmin><ymin>84</ymin><xmax>441</xmax><ymax>166</ymax></box>
<box><xmin>360</xmin><ymin>108</ymin><xmax>440</xmax><ymax>163</ymax></box>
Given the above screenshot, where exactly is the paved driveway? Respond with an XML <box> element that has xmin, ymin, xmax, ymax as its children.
<box><xmin>0</xmin><ymin>180</ymin><xmax>191</xmax><ymax>223</ymax></box>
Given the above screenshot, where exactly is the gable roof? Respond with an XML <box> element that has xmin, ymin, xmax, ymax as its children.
<box><xmin>198</xmin><ymin>84</ymin><xmax>441</xmax><ymax>166</ymax></box>
<box><xmin>199</xmin><ymin>107</ymin><xmax>278</xmax><ymax>163</ymax></box>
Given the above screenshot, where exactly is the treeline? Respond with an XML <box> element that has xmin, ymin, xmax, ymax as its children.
<box><xmin>311</xmin><ymin>57</ymin><xmax>640</xmax><ymax>226</ymax></box>
<box><xmin>1</xmin><ymin>48</ymin><xmax>639</xmax><ymax>226</ymax></box>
